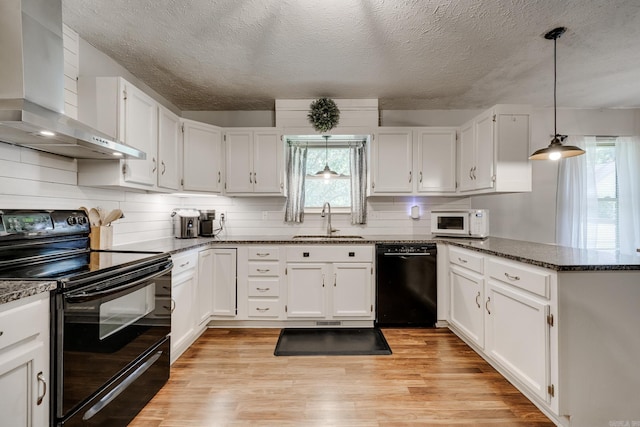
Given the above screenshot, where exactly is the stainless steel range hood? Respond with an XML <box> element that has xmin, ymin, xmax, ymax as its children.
<box><xmin>0</xmin><ymin>0</ymin><xmax>145</xmax><ymax>160</ymax></box>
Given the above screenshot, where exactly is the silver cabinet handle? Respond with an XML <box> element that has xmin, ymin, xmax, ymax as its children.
<box><xmin>334</xmin><ymin>273</ymin><xmax>337</xmax><ymax>287</ymax></box>
<box><xmin>170</xmin><ymin>298</ymin><xmax>176</xmax><ymax>313</ymax></box>
<box><xmin>256</xmin><ymin>268</ymin><xmax>270</xmax><ymax>273</ymax></box>
<box><xmin>249</xmin><ymin>172</ymin><xmax>253</xmax><ymax>183</ymax></box>
<box><xmin>218</xmin><ymin>171</ymin><xmax>221</xmax><ymax>183</ymax></box>
<box><xmin>419</xmin><ymin>171</ymin><xmax>423</xmax><ymax>183</ymax></box>
<box><xmin>485</xmin><ymin>296</ymin><xmax>491</xmax><ymax>315</ymax></box>
<box><xmin>504</xmin><ymin>272</ymin><xmax>520</xmax><ymax>281</ymax></box>
<box><xmin>37</xmin><ymin>372</ymin><xmax>47</xmax><ymax>405</ymax></box>
<box><xmin>475</xmin><ymin>291</ymin><xmax>481</xmax><ymax>308</ymax></box>
<box><xmin>472</xmin><ymin>166</ymin><xmax>477</xmax><ymax>180</ymax></box>
<box><xmin>256</xmin><ymin>287</ymin><xmax>271</xmax><ymax>292</ymax></box>
<box><xmin>152</xmin><ymin>157</ymin><xmax>157</xmax><ymax>173</ymax></box>
<box><xmin>253</xmin><ymin>172</ymin><xmax>257</xmax><ymax>184</ymax></box>
<box><xmin>458</xmin><ymin>257</ymin><xmax>468</xmax><ymax>263</ymax></box>
<box><xmin>179</xmin><ymin>261</ymin><xmax>190</xmax><ymax>268</ymax></box>
<box><xmin>469</xmin><ymin>168</ymin><xmax>473</xmax><ymax>179</ymax></box>
<box><xmin>322</xmin><ymin>274</ymin><xmax>325</xmax><ymax>287</ymax></box>
<box><xmin>409</xmin><ymin>171</ymin><xmax>412</xmax><ymax>183</ymax></box>
<box><xmin>256</xmin><ymin>252</ymin><xmax>270</xmax><ymax>257</ymax></box>
<box><xmin>161</xmin><ymin>160</ymin><xmax>166</xmax><ymax>175</ymax></box>
<box><xmin>256</xmin><ymin>307</ymin><xmax>270</xmax><ymax>312</ymax></box>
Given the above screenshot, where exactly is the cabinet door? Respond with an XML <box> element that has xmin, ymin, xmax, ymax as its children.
<box><xmin>182</xmin><ymin>120</ymin><xmax>223</xmax><ymax>193</ymax></box>
<box><xmin>253</xmin><ymin>130</ymin><xmax>283</xmax><ymax>194</ymax></box>
<box><xmin>157</xmin><ymin>106</ymin><xmax>181</xmax><ymax>190</ymax></box>
<box><xmin>458</xmin><ymin>120</ymin><xmax>475</xmax><ymax>192</ymax></box>
<box><xmin>225</xmin><ymin>131</ymin><xmax>253</xmax><ymax>193</ymax></box>
<box><xmin>415</xmin><ymin>128</ymin><xmax>457</xmax><ymax>193</ymax></box>
<box><xmin>197</xmin><ymin>249</ymin><xmax>214</xmax><ymax>325</ymax></box>
<box><xmin>485</xmin><ymin>280</ymin><xmax>550</xmax><ymax>402</ymax></box>
<box><xmin>372</xmin><ymin>129</ymin><xmax>413</xmax><ymax>193</ymax></box>
<box><xmin>171</xmin><ymin>273</ymin><xmax>195</xmax><ymax>359</ymax></box>
<box><xmin>0</xmin><ymin>341</ymin><xmax>48</xmax><ymax>427</ymax></box>
<box><xmin>450</xmin><ymin>265</ymin><xmax>484</xmax><ymax>348</ymax></box>
<box><xmin>211</xmin><ymin>249</ymin><xmax>237</xmax><ymax>317</ymax></box>
<box><xmin>122</xmin><ymin>82</ymin><xmax>158</xmax><ymax>186</ymax></box>
<box><xmin>286</xmin><ymin>263</ymin><xmax>326</xmax><ymax>318</ymax></box>
<box><xmin>473</xmin><ymin>109</ymin><xmax>495</xmax><ymax>190</ymax></box>
<box><xmin>332</xmin><ymin>263</ymin><xmax>373</xmax><ymax>318</ymax></box>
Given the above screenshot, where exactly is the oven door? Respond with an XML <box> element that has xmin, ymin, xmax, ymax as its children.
<box><xmin>53</xmin><ymin>260</ymin><xmax>172</xmax><ymax>421</ymax></box>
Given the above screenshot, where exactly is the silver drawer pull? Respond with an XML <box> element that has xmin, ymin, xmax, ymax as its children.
<box><xmin>458</xmin><ymin>257</ymin><xmax>468</xmax><ymax>263</ymax></box>
<box><xmin>256</xmin><ymin>268</ymin><xmax>270</xmax><ymax>273</ymax></box>
<box><xmin>475</xmin><ymin>291</ymin><xmax>481</xmax><ymax>308</ymax></box>
<box><xmin>179</xmin><ymin>261</ymin><xmax>190</xmax><ymax>268</ymax></box>
<box><xmin>256</xmin><ymin>252</ymin><xmax>270</xmax><ymax>257</ymax></box>
<box><xmin>37</xmin><ymin>372</ymin><xmax>47</xmax><ymax>405</ymax></box>
<box><xmin>485</xmin><ymin>296</ymin><xmax>491</xmax><ymax>315</ymax></box>
<box><xmin>256</xmin><ymin>287</ymin><xmax>271</xmax><ymax>292</ymax></box>
<box><xmin>504</xmin><ymin>272</ymin><xmax>520</xmax><ymax>281</ymax></box>
<box><xmin>256</xmin><ymin>307</ymin><xmax>270</xmax><ymax>312</ymax></box>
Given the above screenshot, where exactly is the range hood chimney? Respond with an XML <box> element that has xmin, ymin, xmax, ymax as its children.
<box><xmin>0</xmin><ymin>0</ymin><xmax>145</xmax><ymax>160</ymax></box>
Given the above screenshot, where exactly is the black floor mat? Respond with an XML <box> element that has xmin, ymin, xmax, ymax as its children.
<box><xmin>274</xmin><ymin>328</ymin><xmax>392</xmax><ymax>356</ymax></box>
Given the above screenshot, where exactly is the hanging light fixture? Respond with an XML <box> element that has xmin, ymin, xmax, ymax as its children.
<box><xmin>314</xmin><ymin>135</ymin><xmax>339</xmax><ymax>178</ymax></box>
<box><xmin>529</xmin><ymin>27</ymin><xmax>585</xmax><ymax>161</ymax></box>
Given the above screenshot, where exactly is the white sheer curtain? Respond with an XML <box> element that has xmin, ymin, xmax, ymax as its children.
<box><xmin>284</xmin><ymin>144</ymin><xmax>308</xmax><ymax>223</ymax></box>
<box><xmin>349</xmin><ymin>143</ymin><xmax>367</xmax><ymax>225</ymax></box>
<box><xmin>616</xmin><ymin>136</ymin><xmax>640</xmax><ymax>255</ymax></box>
<box><xmin>556</xmin><ymin>136</ymin><xmax>599</xmax><ymax>248</ymax></box>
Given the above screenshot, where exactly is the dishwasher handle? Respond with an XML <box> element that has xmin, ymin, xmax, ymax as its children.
<box><xmin>382</xmin><ymin>252</ymin><xmax>434</xmax><ymax>256</ymax></box>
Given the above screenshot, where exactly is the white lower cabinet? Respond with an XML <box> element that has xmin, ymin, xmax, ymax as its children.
<box><xmin>285</xmin><ymin>245</ymin><xmax>374</xmax><ymax>321</ymax></box>
<box><xmin>244</xmin><ymin>247</ymin><xmax>284</xmax><ymax>319</ymax></box>
<box><xmin>0</xmin><ymin>293</ymin><xmax>49</xmax><ymax>427</ymax></box>
<box><xmin>170</xmin><ymin>251</ymin><xmax>198</xmax><ymax>363</ymax></box>
<box><xmin>210</xmin><ymin>248</ymin><xmax>237</xmax><ymax>317</ymax></box>
<box><xmin>196</xmin><ymin>249</ymin><xmax>214</xmax><ymax>326</ymax></box>
<box><xmin>447</xmin><ymin>245</ymin><xmax>556</xmax><ymax>416</ymax></box>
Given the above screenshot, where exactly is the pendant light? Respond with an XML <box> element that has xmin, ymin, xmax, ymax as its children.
<box><xmin>529</xmin><ymin>27</ymin><xmax>585</xmax><ymax>161</ymax></box>
<box><xmin>314</xmin><ymin>135</ymin><xmax>339</xmax><ymax>178</ymax></box>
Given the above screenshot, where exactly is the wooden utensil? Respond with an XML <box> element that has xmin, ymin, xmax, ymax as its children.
<box><xmin>103</xmin><ymin>209</ymin><xmax>123</xmax><ymax>226</ymax></box>
<box><xmin>88</xmin><ymin>208</ymin><xmax>101</xmax><ymax>226</ymax></box>
<box><xmin>97</xmin><ymin>207</ymin><xmax>106</xmax><ymax>225</ymax></box>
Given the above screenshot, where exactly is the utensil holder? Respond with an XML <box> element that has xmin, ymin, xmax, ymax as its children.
<box><xmin>90</xmin><ymin>226</ymin><xmax>113</xmax><ymax>250</ymax></box>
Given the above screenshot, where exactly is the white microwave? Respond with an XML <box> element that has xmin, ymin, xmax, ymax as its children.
<box><xmin>430</xmin><ymin>209</ymin><xmax>489</xmax><ymax>238</ymax></box>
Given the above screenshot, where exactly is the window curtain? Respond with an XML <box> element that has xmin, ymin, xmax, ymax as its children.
<box><xmin>284</xmin><ymin>144</ymin><xmax>308</xmax><ymax>223</ymax></box>
<box><xmin>616</xmin><ymin>136</ymin><xmax>640</xmax><ymax>255</ymax></box>
<box><xmin>350</xmin><ymin>143</ymin><xmax>367</xmax><ymax>225</ymax></box>
<box><xmin>556</xmin><ymin>136</ymin><xmax>599</xmax><ymax>248</ymax></box>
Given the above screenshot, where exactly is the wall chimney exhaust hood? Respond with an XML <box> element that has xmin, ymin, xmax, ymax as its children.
<box><xmin>0</xmin><ymin>0</ymin><xmax>145</xmax><ymax>160</ymax></box>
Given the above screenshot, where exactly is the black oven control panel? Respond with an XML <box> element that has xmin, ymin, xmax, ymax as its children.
<box><xmin>0</xmin><ymin>210</ymin><xmax>89</xmax><ymax>237</ymax></box>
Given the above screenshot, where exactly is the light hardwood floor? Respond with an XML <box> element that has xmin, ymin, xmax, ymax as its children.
<box><xmin>130</xmin><ymin>328</ymin><xmax>555</xmax><ymax>426</ymax></box>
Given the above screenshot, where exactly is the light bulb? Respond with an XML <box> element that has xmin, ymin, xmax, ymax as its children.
<box><xmin>549</xmin><ymin>151</ymin><xmax>562</xmax><ymax>160</ymax></box>
<box><xmin>39</xmin><ymin>130</ymin><xmax>55</xmax><ymax>137</ymax></box>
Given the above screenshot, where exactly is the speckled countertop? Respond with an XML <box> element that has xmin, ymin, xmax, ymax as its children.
<box><xmin>113</xmin><ymin>234</ymin><xmax>640</xmax><ymax>272</ymax></box>
<box><xmin>0</xmin><ymin>281</ymin><xmax>57</xmax><ymax>305</ymax></box>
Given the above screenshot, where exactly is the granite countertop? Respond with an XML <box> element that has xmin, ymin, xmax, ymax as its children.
<box><xmin>113</xmin><ymin>234</ymin><xmax>640</xmax><ymax>271</ymax></box>
<box><xmin>0</xmin><ymin>281</ymin><xmax>57</xmax><ymax>305</ymax></box>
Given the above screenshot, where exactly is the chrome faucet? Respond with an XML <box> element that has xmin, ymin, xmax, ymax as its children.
<box><xmin>321</xmin><ymin>202</ymin><xmax>338</xmax><ymax>236</ymax></box>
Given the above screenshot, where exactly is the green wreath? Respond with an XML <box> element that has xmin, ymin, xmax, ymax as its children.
<box><xmin>307</xmin><ymin>98</ymin><xmax>340</xmax><ymax>133</ymax></box>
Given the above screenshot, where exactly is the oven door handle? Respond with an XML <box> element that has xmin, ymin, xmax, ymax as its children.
<box><xmin>65</xmin><ymin>264</ymin><xmax>173</xmax><ymax>302</ymax></box>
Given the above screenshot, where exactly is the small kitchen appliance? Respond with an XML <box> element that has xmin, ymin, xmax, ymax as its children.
<box><xmin>172</xmin><ymin>209</ymin><xmax>200</xmax><ymax>238</ymax></box>
<box><xmin>199</xmin><ymin>210</ymin><xmax>216</xmax><ymax>236</ymax></box>
<box><xmin>430</xmin><ymin>209</ymin><xmax>489</xmax><ymax>238</ymax></box>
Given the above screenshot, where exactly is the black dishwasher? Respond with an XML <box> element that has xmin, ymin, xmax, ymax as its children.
<box><xmin>375</xmin><ymin>243</ymin><xmax>437</xmax><ymax>327</ymax></box>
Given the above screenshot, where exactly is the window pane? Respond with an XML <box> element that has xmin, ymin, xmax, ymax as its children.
<box><xmin>593</xmin><ymin>142</ymin><xmax>618</xmax><ymax>250</ymax></box>
<box><xmin>304</xmin><ymin>146</ymin><xmax>351</xmax><ymax>208</ymax></box>
<box><xmin>306</xmin><ymin>147</ymin><xmax>350</xmax><ymax>175</ymax></box>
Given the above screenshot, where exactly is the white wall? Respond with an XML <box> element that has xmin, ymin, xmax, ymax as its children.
<box><xmin>182</xmin><ymin>111</ymin><xmax>275</xmax><ymax>127</ymax></box>
<box><xmin>471</xmin><ymin>108</ymin><xmax>640</xmax><ymax>244</ymax></box>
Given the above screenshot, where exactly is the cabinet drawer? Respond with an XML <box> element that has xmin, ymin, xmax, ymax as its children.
<box><xmin>487</xmin><ymin>258</ymin><xmax>550</xmax><ymax>298</ymax></box>
<box><xmin>449</xmin><ymin>246</ymin><xmax>484</xmax><ymax>273</ymax></box>
<box><xmin>171</xmin><ymin>251</ymin><xmax>198</xmax><ymax>276</ymax></box>
<box><xmin>248</xmin><ymin>262</ymin><xmax>279</xmax><ymax>277</ymax></box>
<box><xmin>0</xmin><ymin>294</ymin><xmax>48</xmax><ymax>352</ymax></box>
<box><xmin>248</xmin><ymin>279</ymin><xmax>279</xmax><ymax>297</ymax></box>
<box><xmin>286</xmin><ymin>245</ymin><xmax>373</xmax><ymax>262</ymax></box>
<box><xmin>248</xmin><ymin>299</ymin><xmax>280</xmax><ymax>318</ymax></box>
<box><xmin>248</xmin><ymin>247</ymin><xmax>279</xmax><ymax>261</ymax></box>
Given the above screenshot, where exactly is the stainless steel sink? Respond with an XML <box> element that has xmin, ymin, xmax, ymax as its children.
<box><xmin>292</xmin><ymin>235</ymin><xmax>364</xmax><ymax>240</ymax></box>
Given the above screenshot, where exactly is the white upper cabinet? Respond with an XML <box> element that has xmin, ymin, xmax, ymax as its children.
<box><xmin>372</xmin><ymin>127</ymin><xmax>456</xmax><ymax>195</ymax></box>
<box><xmin>78</xmin><ymin>77</ymin><xmax>164</xmax><ymax>191</ymax></box>
<box><xmin>157</xmin><ymin>106</ymin><xmax>181</xmax><ymax>190</ymax></box>
<box><xmin>415</xmin><ymin>128</ymin><xmax>457</xmax><ymax>194</ymax></box>
<box><xmin>371</xmin><ymin>128</ymin><xmax>414</xmax><ymax>194</ymax></box>
<box><xmin>182</xmin><ymin>119</ymin><xmax>223</xmax><ymax>193</ymax></box>
<box><xmin>224</xmin><ymin>129</ymin><xmax>283</xmax><ymax>195</ymax></box>
<box><xmin>458</xmin><ymin>104</ymin><xmax>532</xmax><ymax>194</ymax></box>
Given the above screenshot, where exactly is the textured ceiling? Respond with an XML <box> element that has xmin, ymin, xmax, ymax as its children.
<box><xmin>62</xmin><ymin>0</ymin><xmax>640</xmax><ymax>111</ymax></box>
